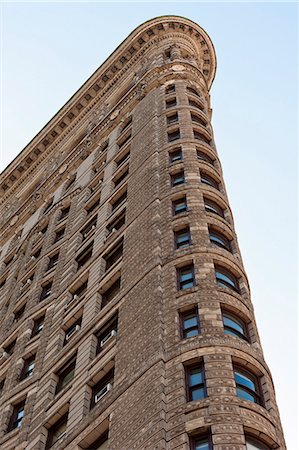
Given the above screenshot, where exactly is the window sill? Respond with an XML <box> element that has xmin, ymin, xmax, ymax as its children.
<box><xmin>175</xmin><ymin>286</ymin><xmax>197</xmax><ymax>298</ymax></box>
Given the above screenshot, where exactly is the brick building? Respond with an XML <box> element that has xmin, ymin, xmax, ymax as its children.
<box><xmin>0</xmin><ymin>16</ymin><xmax>285</xmax><ymax>450</ymax></box>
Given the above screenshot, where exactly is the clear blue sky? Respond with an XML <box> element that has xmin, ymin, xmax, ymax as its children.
<box><xmin>1</xmin><ymin>2</ymin><xmax>298</xmax><ymax>448</ymax></box>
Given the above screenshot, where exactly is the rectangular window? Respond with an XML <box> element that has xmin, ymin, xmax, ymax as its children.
<box><xmin>181</xmin><ymin>308</ymin><xmax>200</xmax><ymax>338</ymax></box>
<box><xmin>118</xmin><ymin>132</ymin><xmax>131</xmax><ymax>149</ymax></box>
<box><xmin>72</xmin><ymin>280</ymin><xmax>88</xmax><ymax>301</ymax></box>
<box><xmin>107</xmin><ymin>210</ymin><xmax>126</xmax><ymax>235</ymax></box>
<box><xmin>13</xmin><ymin>303</ymin><xmax>26</xmax><ymax>323</ymax></box>
<box><xmin>168</xmin><ymin>129</ymin><xmax>180</xmax><ymax>142</ymax></box>
<box><xmin>47</xmin><ymin>253</ymin><xmax>59</xmax><ymax>271</ymax></box>
<box><xmin>46</xmin><ymin>413</ymin><xmax>68</xmax><ymax>449</ymax></box>
<box><xmin>7</xmin><ymin>400</ymin><xmax>26</xmax><ymax>432</ymax></box>
<box><xmin>186</xmin><ymin>363</ymin><xmax>206</xmax><ymax>401</ymax></box>
<box><xmin>20</xmin><ymin>355</ymin><xmax>36</xmax><ymax>380</ymax></box>
<box><xmin>81</xmin><ymin>217</ymin><xmax>97</xmax><ymax>240</ymax></box>
<box><xmin>31</xmin><ymin>247</ymin><xmax>41</xmax><ymax>261</ymax></box>
<box><xmin>4</xmin><ymin>339</ymin><xmax>16</xmax><ymax>356</ymax></box>
<box><xmin>76</xmin><ymin>242</ymin><xmax>93</xmax><ymax>270</ymax></box>
<box><xmin>59</xmin><ymin>206</ymin><xmax>70</xmax><ymax>221</ymax></box>
<box><xmin>96</xmin><ymin>314</ymin><xmax>118</xmax><ymax>353</ymax></box>
<box><xmin>111</xmin><ymin>190</ymin><xmax>127</xmax><ymax>212</ymax></box>
<box><xmin>102</xmin><ymin>278</ymin><xmax>121</xmax><ymax>308</ymax></box>
<box><xmin>91</xmin><ymin>368</ymin><xmax>114</xmax><ymax>408</ymax></box>
<box><xmin>54</xmin><ymin>228</ymin><xmax>65</xmax><ymax>243</ymax></box>
<box><xmin>166</xmin><ymin>98</ymin><xmax>177</xmax><ymax>108</ymax></box>
<box><xmin>86</xmin><ymin>197</ymin><xmax>101</xmax><ymax>216</ymax></box>
<box><xmin>116</xmin><ymin>150</ymin><xmax>130</xmax><ymax>167</ymax></box>
<box><xmin>64</xmin><ymin>318</ymin><xmax>82</xmax><ymax>344</ymax></box>
<box><xmin>40</xmin><ymin>281</ymin><xmax>53</xmax><ymax>301</ymax></box>
<box><xmin>177</xmin><ymin>265</ymin><xmax>195</xmax><ymax>290</ymax></box>
<box><xmin>172</xmin><ymin>196</ymin><xmax>187</xmax><ymax>215</ymax></box>
<box><xmin>175</xmin><ymin>227</ymin><xmax>191</xmax><ymax>249</ymax></box>
<box><xmin>0</xmin><ymin>278</ymin><xmax>7</xmax><ymax>290</ymax></box>
<box><xmin>31</xmin><ymin>316</ymin><xmax>44</xmax><ymax>337</ymax></box>
<box><xmin>104</xmin><ymin>240</ymin><xmax>123</xmax><ymax>271</ymax></box>
<box><xmin>169</xmin><ymin>148</ymin><xmax>182</xmax><ymax>163</ymax></box>
<box><xmin>114</xmin><ymin>168</ymin><xmax>129</xmax><ymax>189</ymax></box>
<box><xmin>165</xmin><ymin>84</ymin><xmax>175</xmax><ymax>94</ymax></box>
<box><xmin>190</xmin><ymin>436</ymin><xmax>212</xmax><ymax>450</ymax></box>
<box><xmin>167</xmin><ymin>112</ymin><xmax>178</xmax><ymax>125</ymax></box>
<box><xmin>55</xmin><ymin>356</ymin><xmax>76</xmax><ymax>394</ymax></box>
<box><xmin>171</xmin><ymin>171</ymin><xmax>185</xmax><ymax>187</ymax></box>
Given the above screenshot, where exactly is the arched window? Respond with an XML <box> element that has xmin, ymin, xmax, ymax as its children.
<box><xmin>222</xmin><ymin>311</ymin><xmax>248</xmax><ymax>341</ymax></box>
<box><xmin>215</xmin><ymin>266</ymin><xmax>240</xmax><ymax>292</ymax></box>
<box><xmin>234</xmin><ymin>367</ymin><xmax>262</xmax><ymax>404</ymax></box>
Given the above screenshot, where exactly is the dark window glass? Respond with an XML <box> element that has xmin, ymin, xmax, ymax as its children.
<box><xmin>0</xmin><ymin>378</ymin><xmax>5</xmax><ymax>395</ymax></box>
<box><xmin>194</xmin><ymin>130</ymin><xmax>211</xmax><ymax>144</ymax></box>
<box><xmin>111</xmin><ymin>190</ymin><xmax>127</xmax><ymax>212</ymax></box>
<box><xmin>96</xmin><ymin>314</ymin><xmax>118</xmax><ymax>353</ymax></box>
<box><xmin>173</xmin><ymin>196</ymin><xmax>187</xmax><ymax>215</ymax></box>
<box><xmin>168</xmin><ymin>129</ymin><xmax>180</xmax><ymax>142</ymax></box>
<box><xmin>169</xmin><ymin>148</ymin><xmax>182</xmax><ymax>163</ymax></box>
<box><xmin>223</xmin><ymin>312</ymin><xmax>248</xmax><ymax>341</ymax></box>
<box><xmin>39</xmin><ymin>224</ymin><xmax>48</xmax><ymax>236</ymax></box>
<box><xmin>31</xmin><ymin>247</ymin><xmax>42</xmax><ymax>261</ymax></box>
<box><xmin>4</xmin><ymin>339</ymin><xmax>16</xmax><ymax>356</ymax></box>
<box><xmin>0</xmin><ymin>278</ymin><xmax>7</xmax><ymax>289</ymax></box>
<box><xmin>197</xmin><ymin>150</ymin><xmax>214</xmax><ymax>165</ymax></box>
<box><xmin>191</xmin><ymin>113</ymin><xmax>207</xmax><ymax>127</ymax></box>
<box><xmin>40</xmin><ymin>281</ymin><xmax>53</xmax><ymax>301</ymax></box>
<box><xmin>114</xmin><ymin>169</ymin><xmax>129</xmax><ymax>189</ymax></box>
<box><xmin>187</xmin><ymin>86</ymin><xmax>201</xmax><ymax>97</ymax></box>
<box><xmin>54</xmin><ymin>228</ymin><xmax>65</xmax><ymax>243</ymax></box>
<box><xmin>246</xmin><ymin>437</ymin><xmax>270</xmax><ymax>450</ymax></box>
<box><xmin>107</xmin><ymin>210</ymin><xmax>126</xmax><ymax>234</ymax></box>
<box><xmin>72</xmin><ymin>280</ymin><xmax>88</xmax><ymax>300</ymax></box>
<box><xmin>13</xmin><ymin>303</ymin><xmax>26</xmax><ymax>322</ymax></box>
<box><xmin>178</xmin><ymin>266</ymin><xmax>195</xmax><ymax>290</ymax></box>
<box><xmin>171</xmin><ymin>171</ymin><xmax>185</xmax><ymax>187</ymax></box>
<box><xmin>104</xmin><ymin>240</ymin><xmax>123</xmax><ymax>271</ymax></box>
<box><xmin>102</xmin><ymin>278</ymin><xmax>121</xmax><ymax>308</ymax></box>
<box><xmin>81</xmin><ymin>217</ymin><xmax>97</xmax><ymax>240</ymax></box>
<box><xmin>193</xmin><ymin>437</ymin><xmax>211</xmax><ymax>450</ymax></box>
<box><xmin>181</xmin><ymin>309</ymin><xmax>200</xmax><ymax>338</ymax></box>
<box><xmin>167</xmin><ymin>113</ymin><xmax>178</xmax><ymax>125</ymax></box>
<box><xmin>209</xmin><ymin>229</ymin><xmax>231</xmax><ymax>251</ymax></box>
<box><xmin>165</xmin><ymin>85</ymin><xmax>175</xmax><ymax>94</ymax></box>
<box><xmin>76</xmin><ymin>243</ymin><xmax>93</xmax><ymax>270</ymax></box>
<box><xmin>91</xmin><ymin>369</ymin><xmax>114</xmax><ymax>408</ymax></box>
<box><xmin>118</xmin><ymin>132</ymin><xmax>131</xmax><ymax>149</ymax></box>
<box><xmin>31</xmin><ymin>316</ymin><xmax>44</xmax><ymax>337</ymax></box>
<box><xmin>88</xmin><ymin>431</ymin><xmax>109</xmax><ymax>450</ymax></box>
<box><xmin>200</xmin><ymin>172</ymin><xmax>219</xmax><ymax>189</ymax></box>
<box><xmin>7</xmin><ymin>400</ymin><xmax>25</xmax><ymax>432</ymax></box>
<box><xmin>86</xmin><ymin>197</ymin><xmax>101</xmax><ymax>216</ymax></box>
<box><xmin>47</xmin><ymin>253</ymin><xmax>59</xmax><ymax>271</ymax></box>
<box><xmin>234</xmin><ymin>368</ymin><xmax>261</xmax><ymax>404</ymax></box>
<box><xmin>215</xmin><ymin>266</ymin><xmax>239</xmax><ymax>292</ymax></box>
<box><xmin>166</xmin><ymin>98</ymin><xmax>177</xmax><ymax>108</ymax></box>
<box><xmin>189</xmin><ymin>98</ymin><xmax>204</xmax><ymax>111</ymax></box>
<box><xmin>20</xmin><ymin>355</ymin><xmax>35</xmax><ymax>380</ymax></box>
<box><xmin>56</xmin><ymin>356</ymin><xmax>76</xmax><ymax>394</ymax></box>
<box><xmin>187</xmin><ymin>364</ymin><xmax>206</xmax><ymax>401</ymax></box>
<box><xmin>116</xmin><ymin>150</ymin><xmax>130</xmax><ymax>167</ymax></box>
<box><xmin>204</xmin><ymin>199</ymin><xmax>224</xmax><ymax>218</ymax></box>
<box><xmin>64</xmin><ymin>318</ymin><xmax>82</xmax><ymax>344</ymax></box>
<box><xmin>60</xmin><ymin>206</ymin><xmax>70</xmax><ymax>221</ymax></box>
<box><xmin>121</xmin><ymin>117</ymin><xmax>132</xmax><ymax>133</ymax></box>
<box><xmin>46</xmin><ymin>413</ymin><xmax>68</xmax><ymax>449</ymax></box>
<box><xmin>175</xmin><ymin>227</ymin><xmax>191</xmax><ymax>249</ymax></box>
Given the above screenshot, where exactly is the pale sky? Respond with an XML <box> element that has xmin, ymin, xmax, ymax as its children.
<box><xmin>1</xmin><ymin>1</ymin><xmax>298</xmax><ymax>448</ymax></box>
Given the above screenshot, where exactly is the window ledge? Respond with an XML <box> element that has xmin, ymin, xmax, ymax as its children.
<box><xmin>175</xmin><ymin>286</ymin><xmax>197</xmax><ymax>298</ymax></box>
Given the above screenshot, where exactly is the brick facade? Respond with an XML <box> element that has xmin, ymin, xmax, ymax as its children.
<box><xmin>0</xmin><ymin>16</ymin><xmax>285</xmax><ymax>450</ymax></box>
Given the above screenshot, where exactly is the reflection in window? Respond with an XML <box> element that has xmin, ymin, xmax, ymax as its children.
<box><xmin>177</xmin><ymin>266</ymin><xmax>195</xmax><ymax>290</ymax></box>
<box><xmin>181</xmin><ymin>309</ymin><xmax>200</xmax><ymax>338</ymax></box>
<box><xmin>187</xmin><ymin>364</ymin><xmax>206</xmax><ymax>401</ymax></box>
<box><xmin>215</xmin><ymin>266</ymin><xmax>239</xmax><ymax>292</ymax></box>
<box><xmin>234</xmin><ymin>368</ymin><xmax>261</xmax><ymax>404</ymax></box>
<box><xmin>223</xmin><ymin>312</ymin><xmax>248</xmax><ymax>341</ymax></box>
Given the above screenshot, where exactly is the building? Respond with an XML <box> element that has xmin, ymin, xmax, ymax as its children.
<box><xmin>0</xmin><ymin>15</ymin><xmax>285</xmax><ymax>450</ymax></box>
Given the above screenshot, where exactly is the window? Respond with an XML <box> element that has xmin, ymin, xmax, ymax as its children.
<box><xmin>189</xmin><ymin>98</ymin><xmax>204</xmax><ymax>111</ymax></box>
<box><xmin>54</xmin><ymin>228</ymin><xmax>65</xmax><ymax>243</ymax></box>
<box><xmin>44</xmin><ymin>198</ymin><xmax>54</xmax><ymax>214</ymax></box>
<box><xmin>7</xmin><ymin>400</ymin><xmax>25</xmax><ymax>432</ymax></box>
<box><xmin>81</xmin><ymin>217</ymin><xmax>97</xmax><ymax>240</ymax></box>
<box><xmin>64</xmin><ymin>318</ymin><xmax>82</xmax><ymax>344</ymax></box>
<box><xmin>87</xmin><ymin>431</ymin><xmax>109</xmax><ymax>450</ymax></box>
<box><xmin>168</xmin><ymin>129</ymin><xmax>180</xmax><ymax>142</ymax></box>
<box><xmin>197</xmin><ymin>150</ymin><xmax>214</xmax><ymax>165</ymax></box>
<box><xmin>172</xmin><ymin>196</ymin><xmax>187</xmax><ymax>215</ymax></box>
<box><xmin>60</xmin><ymin>206</ymin><xmax>70</xmax><ymax>221</ymax></box>
<box><xmin>191</xmin><ymin>436</ymin><xmax>212</xmax><ymax>450</ymax></box>
<box><xmin>111</xmin><ymin>190</ymin><xmax>127</xmax><ymax>212</ymax></box>
<box><xmin>204</xmin><ymin>198</ymin><xmax>224</xmax><ymax>218</ymax></box>
<box><xmin>40</xmin><ymin>281</ymin><xmax>53</xmax><ymax>301</ymax></box>
<box><xmin>118</xmin><ymin>132</ymin><xmax>131</xmax><ymax>150</ymax></box>
<box><xmin>39</xmin><ymin>224</ymin><xmax>48</xmax><ymax>236</ymax></box>
<box><xmin>76</xmin><ymin>242</ymin><xmax>93</xmax><ymax>270</ymax></box>
<box><xmin>72</xmin><ymin>280</ymin><xmax>88</xmax><ymax>301</ymax></box>
<box><xmin>215</xmin><ymin>266</ymin><xmax>239</xmax><ymax>292</ymax></box>
<box><xmin>166</xmin><ymin>98</ymin><xmax>177</xmax><ymax>108</ymax></box>
<box><xmin>169</xmin><ymin>148</ymin><xmax>182</xmax><ymax>163</ymax></box>
<box><xmin>165</xmin><ymin>84</ymin><xmax>175</xmax><ymax>94</ymax></box>
<box><xmin>191</xmin><ymin>113</ymin><xmax>207</xmax><ymax>127</ymax></box>
<box><xmin>107</xmin><ymin>210</ymin><xmax>126</xmax><ymax>234</ymax></box>
<box><xmin>209</xmin><ymin>229</ymin><xmax>231</xmax><ymax>251</ymax></box>
<box><xmin>13</xmin><ymin>303</ymin><xmax>26</xmax><ymax>322</ymax></box>
<box><xmin>46</xmin><ymin>413</ymin><xmax>68</xmax><ymax>449</ymax></box>
<box><xmin>55</xmin><ymin>356</ymin><xmax>76</xmax><ymax>394</ymax></box>
<box><xmin>65</xmin><ymin>175</ymin><xmax>76</xmax><ymax>192</ymax></box>
<box><xmin>234</xmin><ymin>367</ymin><xmax>261</xmax><ymax>404</ymax></box>
<box><xmin>91</xmin><ymin>369</ymin><xmax>114</xmax><ymax>408</ymax></box>
<box><xmin>4</xmin><ymin>339</ymin><xmax>16</xmax><ymax>356</ymax></box>
<box><xmin>200</xmin><ymin>172</ymin><xmax>219</xmax><ymax>190</ymax></box>
<box><xmin>47</xmin><ymin>253</ymin><xmax>59</xmax><ymax>271</ymax></box>
<box><xmin>20</xmin><ymin>355</ymin><xmax>35</xmax><ymax>380</ymax></box>
<box><xmin>194</xmin><ymin>130</ymin><xmax>211</xmax><ymax>144</ymax></box>
<box><xmin>31</xmin><ymin>247</ymin><xmax>41</xmax><ymax>261</ymax></box>
<box><xmin>245</xmin><ymin>437</ymin><xmax>270</xmax><ymax>450</ymax></box>
<box><xmin>177</xmin><ymin>265</ymin><xmax>195</xmax><ymax>290</ymax></box>
<box><xmin>31</xmin><ymin>316</ymin><xmax>44</xmax><ymax>337</ymax></box>
<box><xmin>102</xmin><ymin>278</ymin><xmax>121</xmax><ymax>308</ymax></box>
<box><xmin>175</xmin><ymin>227</ymin><xmax>191</xmax><ymax>249</ymax></box>
<box><xmin>187</xmin><ymin>86</ymin><xmax>201</xmax><ymax>97</ymax></box>
<box><xmin>116</xmin><ymin>150</ymin><xmax>130</xmax><ymax>167</ymax></box>
<box><xmin>86</xmin><ymin>197</ymin><xmax>101</xmax><ymax>216</ymax></box>
<box><xmin>167</xmin><ymin>112</ymin><xmax>178</xmax><ymax>125</ymax></box>
<box><xmin>0</xmin><ymin>278</ymin><xmax>6</xmax><ymax>290</ymax></box>
<box><xmin>121</xmin><ymin>117</ymin><xmax>132</xmax><ymax>133</ymax></box>
<box><xmin>104</xmin><ymin>240</ymin><xmax>123</xmax><ymax>271</ymax></box>
<box><xmin>114</xmin><ymin>168</ymin><xmax>129</xmax><ymax>189</ymax></box>
<box><xmin>222</xmin><ymin>311</ymin><xmax>248</xmax><ymax>341</ymax></box>
<box><xmin>181</xmin><ymin>308</ymin><xmax>200</xmax><ymax>338</ymax></box>
<box><xmin>171</xmin><ymin>171</ymin><xmax>185</xmax><ymax>187</ymax></box>
<box><xmin>96</xmin><ymin>314</ymin><xmax>118</xmax><ymax>353</ymax></box>
<box><xmin>186</xmin><ymin>363</ymin><xmax>206</xmax><ymax>401</ymax></box>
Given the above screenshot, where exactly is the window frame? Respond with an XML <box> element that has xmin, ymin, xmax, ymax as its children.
<box><xmin>177</xmin><ymin>265</ymin><xmax>195</xmax><ymax>290</ymax></box>
<box><xmin>209</xmin><ymin>228</ymin><xmax>231</xmax><ymax>252</ymax></box>
<box><xmin>31</xmin><ymin>316</ymin><xmax>44</xmax><ymax>337</ymax></box>
<box><xmin>172</xmin><ymin>196</ymin><xmax>187</xmax><ymax>215</ymax></box>
<box><xmin>204</xmin><ymin>198</ymin><xmax>224</xmax><ymax>218</ymax></box>
<box><xmin>174</xmin><ymin>227</ymin><xmax>191</xmax><ymax>249</ymax></box>
<box><xmin>171</xmin><ymin>171</ymin><xmax>185</xmax><ymax>187</ymax></box>
<box><xmin>46</xmin><ymin>413</ymin><xmax>68</xmax><ymax>449</ymax></box>
<box><xmin>55</xmin><ymin>356</ymin><xmax>76</xmax><ymax>394</ymax></box>
<box><xmin>180</xmin><ymin>308</ymin><xmax>200</xmax><ymax>339</ymax></box>
<box><xmin>40</xmin><ymin>281</ymin><xmax>53</xmax><ymax>301</ymax></box>
<box><xmin>222</xmin><ymin>311</ymin><xmax>249</xmax><ymax>341</ymax></box>
<box><xmin>186</xmin><ymin>362</ymin><xmax>207</xmax><ymax>402</ymax></box>
<box><xmin>20</xmin><ymin>355</ymin><xmax>36</xmax><ymax>380</ymax></box>
<box><xmin>7</xmin><ymin>400</ymin><xmax>26</xmax><ymax>432</ymax></box>
<box><xmin>169</xmin><ymin>147</ymin><xmax>183</xmax><ymax>164</ymax></box>
<box><xmin>234</xmin><ymin>366</ymin><xmax>262</xmax><ymax>405</ymax></box>
<box><xmin>215</xmin><ymin>266</ymin><xmax>240</xmax><ymax>293</ymax></box>
<box><xmin>190</xmin><ymin>435</ymin><xmax>213</xmax><ymax>450</ymax></box>
<box><xmin>200</xmin><ymin>172</ymin><xmax>220</xmax><ymax>190</ymax></box>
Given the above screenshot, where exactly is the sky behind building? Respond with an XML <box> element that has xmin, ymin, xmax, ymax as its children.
<box><xmin>1</xmin><ymin>2</ymin><xmax>297</xmax><ymax>448</ymax></box>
